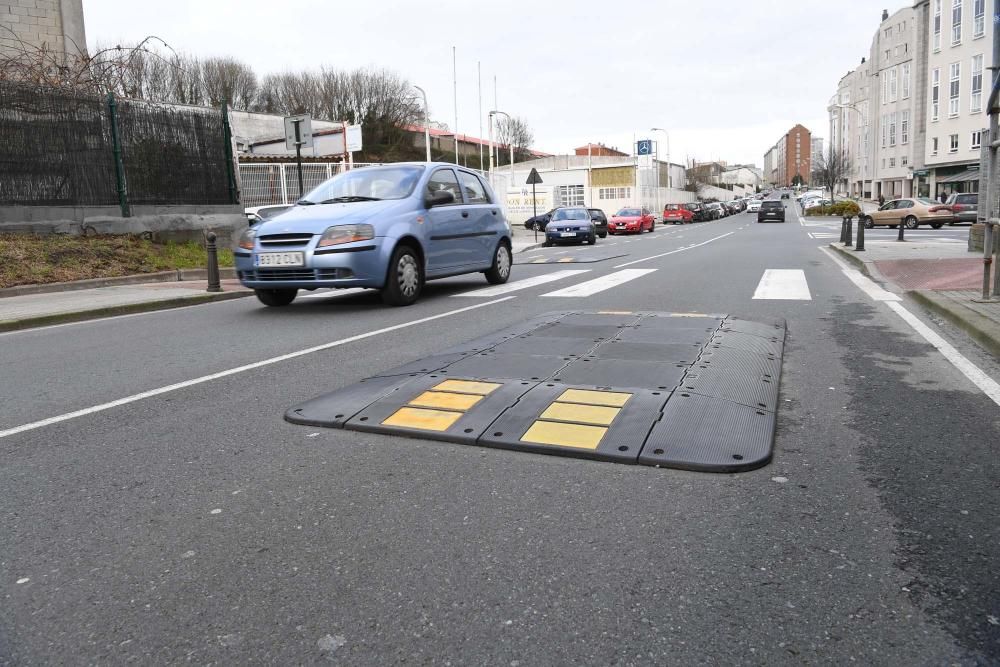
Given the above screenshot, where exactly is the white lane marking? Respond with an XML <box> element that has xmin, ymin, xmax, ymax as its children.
<box><xmin>540</xmin><ymin>269</ymin><xmax>656</xmax><ymax>298</ymax></box>
<box><xmin>818</xmin><ymin>246</ymin><xmax>901</xmax><ymax>301</ymax></box>
<box><xmin>298</xmin><ymin>288</ymin><xmax>372</xmax><ymax>299</ymax></box>
<box><xmin>752</xmin><ymin>269</ymin><xmax>812</xmax><ymax>300</ymax></box>
<box><xmin>614</xmin><ymin>232</ymin><xmax>735</xmax><ymax>268</ymax></box>
<box><xmin>0</xmin><ymin>297</ymin><xmax>516</xmax><ymax>440</ymax></box>
<box><xmin>886</xmin><ymin>302</ymin><xmax>1000</xmax><ymax>406</ymax></box>
<box><xmin>453</xmin><ymin>269</ymin><xmax>590</xmax><ymax>297</ymax></box>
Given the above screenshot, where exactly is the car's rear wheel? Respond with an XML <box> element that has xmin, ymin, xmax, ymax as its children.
<box><xmin>904</xmin><ymin>215</ymin><xmax>919</xmax><ymax>229</ymax></box>
<box><xmin>543</xmin><ymin>240</ymin><xmax>552</xmax><ymax>247</ymax></box>
<box><xmin>599</xmin><ymin>232</ymin><xmax>607</xmax><ymax>238</ymax></box>
<box><xmin>381</xmin><ymin>245</ymin><xmax>422</xmax><ymax>307</ymax></box>
<box><xmin>254</xmin><ymin>288</ymin><xmax>297</xmax><ymax>307</ymax></box>
<box><xmin>484</xmin><ymin>241</ymin><xmax>512</xmax><ymax>284</ymax></box>
<box><xmin>930</xmin><ymin>222</ymin><xmax>944</xmax><ymax>229</ymax></box>
<box><xmin>650</xmin><ymin>221</ymin><xmax>655</xmax><ymax>232</ymax></box>
<box><xmin>863</xmin><ymin>217</ymin><xmax>874</xmax><ymax>229</ymax></box>
<box><xmin>534</xmin><ymin>222</ymin><xmax>544</xmax><ymax>232</ymax></box>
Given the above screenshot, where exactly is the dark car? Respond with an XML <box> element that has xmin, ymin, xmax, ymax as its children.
<box><xmin>682</xmin><ymin>202</ymin><xmax>709</xmax><ymax>222</ymax></box>
<box><xmin>524</xmin><ymin>208</ymin><xmax>557</xmax><ymax>230</ymax></box>
<box><xmin>780</xmin><ymin>192</ymin><xmax>790</xmax><ymax>199</ymax></box>
<box><xmin>544</xmin><ymin>207</ymin><xmax>596</xmax><ymax>246</ymax></box>
<box><xmin>944</xmin><ymin>193</ymin><xmax>978</xmax><ymax>225</ymax></box>
<box><xmin>757</xmin><ymin>200</ymin><xmax>785</xmax><ymax>223</ymax></box>
<box><xmin>588</xmin><ymin>208</ymin><xmax>609</xmax><ymax>238</ymax></box>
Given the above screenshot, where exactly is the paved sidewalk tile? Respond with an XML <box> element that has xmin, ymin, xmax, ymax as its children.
<box><xmin>873</xmin><ymin>258</ymin><xmax>985</xmax><ymax>290</ymax></box>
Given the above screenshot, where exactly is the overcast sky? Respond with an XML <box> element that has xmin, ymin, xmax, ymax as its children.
<box><xmin>82</xmin><ymin>0</ymin><xmax>892</xmax><ymax>167</ymax></box>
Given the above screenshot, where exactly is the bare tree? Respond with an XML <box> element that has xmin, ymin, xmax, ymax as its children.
<box><xmin>202</xmin><ymin>56</ymin><xmax>257</xmax><ymax>109</ymax></box>
<box><xmin>167</xmin><ymin>53</ymin><xmax>203</xmax><ymax>105</ymax></box>
<box><xmin>812</xmin><ymin>148</ymin><xmax>851</xmax><ymax>196</ymax></box>
<box><xmin>494</xmin><ymin>115</ymin><xmax>534</xmax><ymax>163</ymax></box>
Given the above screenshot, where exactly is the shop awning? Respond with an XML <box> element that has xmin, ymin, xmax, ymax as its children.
<box><xmin>937</xmin><ymin>168</ymin><xmax>981</xmax><ymax>184</ymax></box>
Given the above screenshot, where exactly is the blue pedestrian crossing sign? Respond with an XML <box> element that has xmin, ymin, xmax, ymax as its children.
<box><xmin>637</xmin><ymin>139</ymin><xmax>652</xmax><ymax>155</ymax></box>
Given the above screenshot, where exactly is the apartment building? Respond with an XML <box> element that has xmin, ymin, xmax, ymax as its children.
<box><xmin>763</xmin><ymin>125</ymin><xmax>812</xmax><ymax>187</ymax></box>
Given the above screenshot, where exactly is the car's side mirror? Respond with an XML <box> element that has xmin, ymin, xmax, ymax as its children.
<box><xmin>425</xmin><ymin>190</ymin><xmax>455</xmax><ymax>208</ymax></box>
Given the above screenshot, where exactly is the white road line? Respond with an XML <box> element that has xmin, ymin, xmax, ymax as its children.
<box><xmin>752</xmin><ymin>269</ymin><xmax>812</xmax><ymax>300</ymax></box>
<box><xmin>613</xmin><ymin>232</ymin><xmax>735</xmax><ymax>268</ymax></box>
<box><xmin>0</xmin><ymin>296</ymin><xmax>516</xmax><ymax>440</ymax></box>
<box><xmin>540</xmin><ymin>269</ymin><xmax>656</xmax><ymax>298</ymax></box>
<box><xmin>453</xmin><ymin>269</ymin><xmax>590</xmax><ymax>297</ymax></box>
<box><xmin>298</xmin><ymin>287</ymin><xmax>372</xmax><ymax>299</ymax></box>
<box><xmin>818</xmin><ymin>246</ymin><xmax>901</xmax><ymax>301</ymax></box>
<box><xmin>886</xmin><ymin>302</ymin><xmax>1000</xmax><ymax>405</ymax></box>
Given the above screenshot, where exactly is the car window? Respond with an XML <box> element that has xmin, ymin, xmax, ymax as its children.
<box><xmin>458</xmin><ymin>171</ymin><xmax>489</xmax><ymax>204</ymax></box>
<box><xmin>588</xmin><ymin>209</ymin><xmax>606</xmax><ymax>221</ymax></box>
<box><xmin>302</xmin><ymin>165</ymin><xmax>424</xmax><ymax>202</ymax></box>
<box><xmin>917</xmin><ymin>198</ymin><xmax>940</xmax><ymax>206</ymax></box>
<box><xmin>896</xmin><ymin>200</ymin><xmax>914</xmax><ymax>209</ymax></box>
<box><xmin>427</xmin><ymin>168</ymin><xmax>462</xmax><ymax>203</ymax></box>
<box><xmin>958</xmin><ymin>194</ymin><xmax>977</xmax><ymax>204</ymax></box>
<box><xmin>761</xmin><ymin>201</ymin><xmax>781</xmax><ymax>209</ymax></box>
<box><xmin>879</xmin><ymin>202</ymin><xmax>895</xmax><ymax>211</ymax></box>
<box><xmin>617</xmin><ymin>208</ymin><xmax>641</xmax><ymax>216</ymax></box>
<box><xmin>552</xmin><ymin>208</ymin><xmax>589</xmax><ymax>221</ymax></box>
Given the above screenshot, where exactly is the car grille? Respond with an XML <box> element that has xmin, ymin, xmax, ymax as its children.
<box><xmin>258</xmin><ymin>233</ymin><xmax>314</xmax><ymax>247</ymax></box>
<box><xmin>240</xmin><ymin>268</ymin><xmax>354</xmax><ymax>281</ymax></box>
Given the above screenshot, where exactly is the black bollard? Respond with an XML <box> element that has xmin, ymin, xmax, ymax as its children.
<box><xmin>206</xmin><ymin>231</ymin><xmax>222</xmax><ymax>293</ymax></box>
<box><xmin>840</xmin><ymin>216</ymin><xmax>848</xmax><ymax>243</ymax></box>
<box><xmin>845</xmin><ymin>215</ymin><xmax>853</xmax><ymax>247</ymax></box>
<box><xmin>897</xmin><ymin>216</ymin><xmax>905</xmax><ymax>242</ymax></box>
<box><xmin>854</xmin><ymin>214</ymin><xmax>865</xmax><ymax>251</ymax></box>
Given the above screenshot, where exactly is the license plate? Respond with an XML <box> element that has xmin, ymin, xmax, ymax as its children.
<box><xmin>560</xmin><ymin>232</ymin><xmax>576</xmax><ymax>237</ymax></box>
<box><xmin>255</xmin><ymin>252</ymin><xmax>304</xmax><ymax>267</ymax></box>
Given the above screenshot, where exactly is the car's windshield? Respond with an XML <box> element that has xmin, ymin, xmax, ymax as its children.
<box><xmin>299</xmin><ymin>165</ymin><xmax>424</xmax><ymax>204</ymax></box>
<box><xmin>761</xmin><ymin>201</ymin><xmax>782</xmax><ymax>209</ymax></box>
<box><xmin>918</xmin><ymin>198</ymin><xmax>940</xmax><ymax>206</ymax></box>
<box><xmin>552</xmin><ymin>208</ymin><xmax>589</xmax><ymax>221</ymax></box>
<box><xmin>616</xmin><ymin>208</ymin><xmax>641</xmax><ymax>217</ymax></box>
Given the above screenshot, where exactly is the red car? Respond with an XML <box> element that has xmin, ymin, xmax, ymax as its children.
<box><xmin>609</xmin><ymin>207</ymin><xmax>655</xmax><ymax>234</ymax></box>
<box><xmin>662</xmin><ymin>204</ymin><xmax>693</xmax><ymax>224</ymax></box>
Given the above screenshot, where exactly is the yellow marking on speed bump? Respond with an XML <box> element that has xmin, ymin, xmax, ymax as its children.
<box><xmin>557</xmin><ymin>389</ymin><xmax>632</xmax><ymax>407</ymax></box>
<box><xmin>521</xmin><ymin>421</ymin><xmax>607</xmax><ymax>450</ymax></box>
<box><xmin>409</xmin><ymin>391</ymin><xmax>483</xmax><ymax>411</ymax></box>
<box><xmin>557</xmin><ymin>257</ymin><xmax>574</xmax><ymax>263</ymax></box>
<box><xmin>540</xmin><ymin>402</ymin><xmax>620</xmax><ymax>426</ymax></box>
<box><xmin>598</xmin><ymin>310</ymin><xmax>633</xmax><ymax>315</ymax></box>
<box><xmin>383</xmin><ymin>406</ymin><xmax>463</xmax><ymax>431</ymax></box>
<box><xmin>668</xmin><ymin>312</ymin><xmax>712</xmax><ymax>318</ymax></box>
<box><xmin>532</xmin><ymin>258</ymin><xmax>547</xmax><ymax>264</ymax></box>
<box><xmin>432</xmin><ymin>379</ymin><xmax>501</xmax><ymax>395</ymax></box>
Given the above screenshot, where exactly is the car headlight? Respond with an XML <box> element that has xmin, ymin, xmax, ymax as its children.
<box><xmin>317</xmin><ymin>224</ymin><xmax>375</xmax><ymax>247</ymax></box>
<box><xmin>237</xmin><ymin>228</ymin><xmax>256</xmax><ymax>250</ymax></box>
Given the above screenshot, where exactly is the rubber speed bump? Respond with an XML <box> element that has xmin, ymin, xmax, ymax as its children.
<box><xmin>286</xmin><ymin>311</ymin><xmax>787</xmax><ymax>473</ymax></box>
<box><xmin>514</xmin><ymin>252</ymin><xmax>627</xmax><ymax>265</ymax></box>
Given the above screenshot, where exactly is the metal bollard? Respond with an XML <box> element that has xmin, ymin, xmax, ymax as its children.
<box><xmin>897</xmin><ymin>217</ymin><xmax>905</xmax><ymax>241</ymax></box>
<box><xmin>206</xmin><ymin>231</ymin><xmax>222</xmax><ymax>293</ymax></box>
<box><xmin>993</xmin><ymin>222</ymin><xmax>1000</xmax><ymax>298</ymax></box>
<box><xmin>845</xmin><ymin>215</ymin><xmax>853</xmax><ymax>247</ymax></box>
<box><xmin>840</xmin><ymin>215</ymin><xmax>848</xmax><ymax>243</ymax></box>
<box><xmin>853</xmin><ymin>214</ymin><xmax>865</xmax><ymax>251</ymax></box>
<box><xmin>984</xmin><ymin>221</ymin><xmax>995</xmax><ymax>300</ymax></box>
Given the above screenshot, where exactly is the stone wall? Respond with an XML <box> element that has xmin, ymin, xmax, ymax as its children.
<box><xmin>1</xmin><ymin>0</ymin><xmax>87</xmax><ymax>61</ymax></box>
<box><xmin>969</xmin><ymin>223</ymin><xmax>1000</xmax><ymax>253</ymax></box>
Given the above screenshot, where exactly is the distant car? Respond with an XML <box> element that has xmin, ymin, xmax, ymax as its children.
<box><xmin>609</xmin><ymin>207</ymin><xmax>655</xmax><ymax>234</ymax></box>
<box><xmin>524</xmin><ymin>208</ymin><xmax>557</xmax><ymax>231</ymax></box>
<box><xmin>544</xmin><ymin>207</ymin><xmax>596</xmax><ymax>246</ymax></box>
<box><xmin>757</xmin><ymin>200</ymin><xmax>786</xmax><ymax>223</ymax></box>
<box><xmin>235</xmin><ymin>162</ymin><xmax>513</xmax><ymax>308</ymax></box>
<box><xmin>663</xmin><ymin>203</ymin><xmax>694</xmax><ymax>224</ymax></box>
<box><xmin>682</xmin><ymin>202</ymin><xmax>709</xmax><ymax>221</ymax></box>
<box><xmin>726</xmin><ymin>201</ymin><xmax>742</xmax><ymax>214</ymax></box>
<box><xmin>588</xmin><ymin>208</ymin><xmax>609</xmax><ymax>237</ymax></box>
<box><xmin>703</xmin><ymin>202</ymin><xmax>723</xmax><ymax>219</ymax></box>
<box><xmin>245</xmin><ymin>204</ymin><xmax>293</xmax><ymax>225</ymax></box>
<box><xmin>944</xmin><ymin>193</ymin><xmax>978</xmax><ymax>225</ymax></box>
<box><xmin>859</xmin><ymin>198</ymin><xmax>953</xmax><ymax>229</ymax></box>
<box><xmin>747</xmin><ymin>199</ymin><xmax>762</xmax><ymax>212</ymax></box>
<box><xmin>780</xmin><ymin>192</ymin><xmax>790</xmax><ymax>199</ymax></box>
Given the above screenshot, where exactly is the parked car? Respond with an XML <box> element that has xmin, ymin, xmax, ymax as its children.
<box><xmin>663</xmin><ymin>203</ymin><xmax>694</xmax><ymax>224</ymax></box>
<box><xmin>859</xmin><ymin>198</ymin><xmax>954</xmax><ymax>229</ymax></box>
<box><xmin>588</xmin><ymin>208</ymin><xmax>609</xmax><ymax>237</ymax></box>
<box><xmin>747</xmin><ymin>199</ymin><xmax>762</xmax><ymax>212</ymax></box>
<box><xmin>726</xmin><ymin>201</ymin><xmax>742</xmax><ymax>214</ymax></box>
<box><xmin>524</xmin><ymin>208</ymin><xmax>557</xmax><ymax>230</ymax></box>
<box><xmin>608</xmin><ymin>207</ymin><xmax>655</xmax><ymax>234</ymax></box>
<box><xmin>245</xmin><ymin>204</ymin><xmax>293</xmax><ymax>225</ymax></box>
<box><xmin>544</xmin><ymin>207</ymin><xmax>597</xmax><ymax>246</ymax></box>
<box><xmin>780</xmin><ymin>192</ymin><xmax>790</xmax><ymax>199</ymax></box>
<box><xmin>944</xmin><ymin>192</ymin><xmax>978</xmax><ymax>225</ymax></box>
<box><xmin>757</xmin><ymin>200</ymin><xmax>786</xmax><ymax>223</ymax></box>
<box><xmin>235</xmin><ymin>163</ymin><xmax>512</xmax><ymax>308</ymax></box>
<box><xmin>683</xmin><ymin>202</ymin><xmax>710</xmax><ymax>221</ymax></box>
<box><xmin>703</xmin><ymin>202</ymin><xmax>724</xmax><ymax>219</ymax></box>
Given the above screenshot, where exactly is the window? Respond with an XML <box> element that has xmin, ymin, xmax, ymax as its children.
<box><xmin>932</xmin><ymin>68</ymin><xmax>940</xmax><ymax>120</ymax></box>
<box><xmin>882</xmin><ymin>115</ymin><xmax>888</xmax><ymax>147</ymax></box>
<box><xmin>598</xmin><ymin>187</ymin><xmax>630</xmax><ymax>200</ymax></box>
<box><xmin>890</xmin><ymin>67</ymin><xmax>898</xmax><ymax>101</ymax></box>
<box><xmin>889</xmin><ymin>157</ymin><xmax>896</xmax><ymax>167</ymax></box>
<box><xmin>952</xmin><ymin>0</ymin><xmax>962</xmax><ymax>45</ymax></box>
<box><xmin>949</xmin><ymin>62</ymin><xmax>961</xmax><ymax>116</ymax></box>
<box><xmin>458</xmin><ymin>171</ymin><xmax>490</xmax><ymax>204</ymax></box>
<box><xmin>971</xmin><ymin>54</ymin><xmax>983</xmax><ymax>112</ymax></box>
<box><xmin>950</xmin><ymin>133</ymin><xmax>959</xmax><ymax>152</ymax></box>
<box><xmin>933</xmin><ymin>0</ymin><xmax>942</xmax><ymax>50</ymax></box>
<box><xmin>885</xmin><ymin>27</ymin><xmax>892</xmax><ymax>38</ymax></box>
<box><xmin>974</xmin><ymin>0</ymin><xmax>985</xmax><ymax>37</ymax></box>
<box><xmin>883</xmin><ymin>73</ymin><xmax>889</xmax><ymax>104</ymax></box>
<box><xmin>556</xmin><ymin>185</ymin><xmax>586</xmax><ymax>207</ymax></box>
<box><xmin>971</xmin><ymin>130</ymin><xmax>982</xmax><ymax>149</ymax></box>
<box><xmin>902</xmin><ymin>63</ymin><xmax>911</xmax><ymax>98</ymax></box>
<box><xmin>889</xmin><ymin>112</ymin><xmax>897</xmax><ymax>146</ymax></box>
<box><xmin>427</xmin><ymin>168</ymin><xmax>461</xmax><ymax>202</ymax></box>
<box><xmin>902</xmin><ymin>155</ymin><xmax>909</xmax><ymax>166</ymax></box>
<box><xmin>932</xmin><ymin>137</ymin><xmax>939</xmax><ymax>154</ymax></box>
<box><xmin>902</xmin><ymin>110</ymin><xmax>909</xmax><ymax>144</ymax></box>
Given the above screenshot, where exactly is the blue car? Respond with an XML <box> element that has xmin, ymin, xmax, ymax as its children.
<box><xmin>543</xmin><ymin>207</ymin><xmax>597</xmax><ymax>246</ymax></box>
<box><xmin>235</xmin><ymin>163</ymin><xmax>513</xmax><ymax>307</ymax></box>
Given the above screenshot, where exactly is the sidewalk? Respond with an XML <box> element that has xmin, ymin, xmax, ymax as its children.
<box><xmin>829</xmin><ymin>240</ymin><xmax>1000</xmax><ymax>357</ymax></box>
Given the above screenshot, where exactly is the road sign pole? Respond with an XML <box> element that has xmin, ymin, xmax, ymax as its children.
<box><xmin>294</xmin><ymin>121</ymin><xmax>304</xmax><ymax>200</ymax></box>
<box><xmin>532</xmin><ymin>181</ymin><xmax>537</xmax><ymax>243</ymax></box>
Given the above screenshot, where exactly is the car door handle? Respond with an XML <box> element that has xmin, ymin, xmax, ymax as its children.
<box><xmin>461</xmin><ymin>211</ymin><xmax>469</xmax><ymax>218</ymax></box>
<box><xmin>491</xmin><ymin>210</ymin><xmax>497</xmax><ymax>215</ymax></box>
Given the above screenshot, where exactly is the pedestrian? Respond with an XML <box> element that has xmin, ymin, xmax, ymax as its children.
<box><xmin>939</xmin><ymin>191</ymin><xmax>948</xmax><ymax>203</ymax></box>
<box><xmin>878</xmin><ymin>194</ymin><xmax>885</xmax><ymax>207</ymax></box>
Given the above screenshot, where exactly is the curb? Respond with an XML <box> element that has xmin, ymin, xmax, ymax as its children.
<box><xmin>826</xmin><ymin>243</ymin><xmax>897</xmax><ymax>286</ymax></box>
<box><xmin>908</xmin><ymin>290</ymin><xmax>1000</xmax><ymax>359</ymax></box>
<box><xmin>0</xmin><ymin>290</ymin><xmax>252</xmax><ymax>333</ymax></box>
<box><xmin>516</xmin><ymin>242</ymin><xmax>544</xmax><ymax>254</ymax></box>
<box><xmin>0</xmin><ymin>268</ymin><xmax>238</xmax><ymax>299</ymax></box>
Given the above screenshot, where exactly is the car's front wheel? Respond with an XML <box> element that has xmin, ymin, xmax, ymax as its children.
<box><xmin>254</xmin><ymin>288</ymin><xmax>297</xmax><ymax>307</ymax></box>
<box><xmin>381</xmin><ymin>245</ymin><xmax>422</xmax><ymax>307</ymax></box>
<box><xmin>484</xmin><ymin>242</ymin><xmax>512</xmax><ymax>284</ymax></box>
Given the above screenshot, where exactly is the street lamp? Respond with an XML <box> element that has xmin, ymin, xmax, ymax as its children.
<box><xmin>413</xmin><ymin>85</ymin><xmax>431</xmax><ymax>162</ymax></box>
<box><xmin>489</xmin><ymin>110</ymin><xmax>514</xmax><ymax>180</ymax></box>
<box><xmin>832</xmin><ymin>103</ymin><xmax>864</xmax><ymax>198</ymax></box>
<box><xmin>651</xmin><ymin>127</ymin><xmax>671</xmax><ymax>216</ymax></box>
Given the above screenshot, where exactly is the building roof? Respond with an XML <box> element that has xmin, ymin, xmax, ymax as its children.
<box><xmin>403</xmin><ymin>125</ymin><xmax>552</xmax><ymax>158</ymax></box>
<box><xmin>574</xmin><ymin>143</ymin><xmax>629</xmax><ymax>156</ymax></box>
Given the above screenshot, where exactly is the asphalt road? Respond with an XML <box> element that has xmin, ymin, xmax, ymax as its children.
<box><xmin>3</xmin><ymin>202</ymin><xmax>999</xmax><ymax>664</ymax></box>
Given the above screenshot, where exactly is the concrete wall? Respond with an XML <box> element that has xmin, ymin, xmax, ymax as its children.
<box><xmin>1</xmin><ymin>0</ymin><xmax>87</xmax><ymax>61</ymax></box>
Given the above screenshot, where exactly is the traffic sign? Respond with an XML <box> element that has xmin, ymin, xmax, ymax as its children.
<box><xmin>637</xmin><ymin>139</ymin><xmax>652</xmax><ymax>155</ymax></box>
<box><xmin>526</xmin><ymin>168</ymin><xmax>543</xmax><ymax>185</ymax></box>
<box><xmin>284</xmin><ymin>115</ymin><xmax>313</xmax><ymax>150</ymax></box>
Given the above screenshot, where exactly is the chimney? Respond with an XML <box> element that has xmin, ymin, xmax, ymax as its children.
<box><xmin>861</xmin><ymin>57</ymin><xmax>866</xmax><ymax>64</ymax></box>
<box><xmin>881</xmin><ymin>9</ymin><xmax>888</xmax><ymax>21</ymax></box>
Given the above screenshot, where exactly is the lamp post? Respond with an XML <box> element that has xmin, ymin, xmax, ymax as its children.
<box><xmin>413</xmin><ymin>85</ymin><xmax>431</xmax><ymax>162</ymax></box>
<box><xmin>490</xmin><ymin>110</ymin><xmax>514</xmax><ymax>180</ymax></box>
